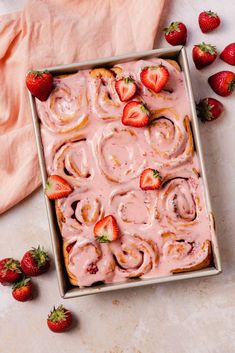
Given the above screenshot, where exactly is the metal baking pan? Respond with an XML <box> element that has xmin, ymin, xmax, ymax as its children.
<box><xmin>28</xmin><ymin>46</ymin><xmax>222</xmax><ymax>298</ymax></box>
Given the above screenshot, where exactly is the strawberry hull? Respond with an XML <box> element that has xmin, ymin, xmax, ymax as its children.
<box><xmin>28</xmin><ymin>47</ymin><xmax>222</xmax><ymax>298</ymax></box>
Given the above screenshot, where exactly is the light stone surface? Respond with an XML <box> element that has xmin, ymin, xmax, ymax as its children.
<box><xmin>0</xmin><ymin>1</ymin><xmax>235</xmax><ymax>352</ymax></box>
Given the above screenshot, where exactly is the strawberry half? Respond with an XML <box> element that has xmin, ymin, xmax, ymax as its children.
<box><xmin>140</xmin><ymin>169</ymin><xmax>162</xmax><ymax>190</ymax></box>
<box><xmin>197</xmin><ymin>98</ymin><xmax>224</xmax><ymax>122</ymax></box>
<box><xmin>220</xmin><ymin>43</ymin><xmax>235</xmax><ymax>66</ymax></box>
<box><xmin>12</xmin><ymin>277</ymin><xmax>33</xmax><ymax>302</ymax></box>
<box><xmin>115</xmin><ymin>77</ymin><xmax>137</xmax><ymax>102</ymax></box>
<box><xmin>21</xmin><ymin>246</ymin><xmax>50</xmax><ymax>277</ymax></box>
<box><xmin>122</xmin><ymin>101</ymin><xmax>150</xmax><ymax>127</ymax></box>
<box><xmin>198</xmin><ymin>11</ymin><xmax>221</xmax><ymax>33</ymax></box>
<box><xmin>140</xmin><ymin>65</ymin><xmax>169</xmax><ymax>93</ymax></box>
<box><xmin>164</xmin><ymin>22</ymin><xmax>187</xmax><ymax>46</ymax></box>
<box><xmin>208</xmin><ymin>71</ymin><xmax>235</xmax><ymax>97</ymax></box>
<box><xmin>45</xmin><ymin>175</ymin><xmax>73</xmax><ymax>200</ymax></box>
<box><xmin>94</xmin><ymin>215</ymin><xmax>119</xmax><ymax>243</ymax></box>
<box><xmin>26</xmin><ymin>70</ymin><xmax>53</xmax><ymax>101</ymax></box>
<box><xmin>47</xmin><ymin>305</ymin><xmax>73</xmax><ymax>333</ymax></box>
<box><xmin>192</xmin><ymin>43</ymin><xmax>217</xmax><ymax>70</ymax></box>
<box><xmin>0</xmin><ymin>258</ymin><xmax>22</xmax><ymax>285</ymax></box>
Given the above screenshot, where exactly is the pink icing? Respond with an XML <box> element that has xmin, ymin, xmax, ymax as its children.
<box><xmin>36</xmin><ymin>58</ymin><xmax>213</xmax><ymax>287</ymax></box>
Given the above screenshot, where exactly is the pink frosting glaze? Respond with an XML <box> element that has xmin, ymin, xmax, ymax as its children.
<box><xmin>36</xmin><ymin>58</ymin><xmax>213</xmax><ymax>287</ymax></box>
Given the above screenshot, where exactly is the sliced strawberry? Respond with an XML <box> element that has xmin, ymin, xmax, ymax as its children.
<box><xmin>115</xmin><ymin>77</ymin><xmax>137</xmax><ymax>102</ymax></box>
<box><xmin>45</xmin><ymin>175</ymin><xmax>73</xmax><ymax>200</ymax></box>
<box><xmin>140</xmin><ymin>65</ymin><xmax>169</xmax><ymax>93</ymax></box>
<box><xmin>140</xmin><ymin>169</ymin><xmax>162</xmax><ymax>190</ymax></box>
<box><xmin>94</xmin><ymin>215</ymin><xmax>119</xmax><ymax>243</ymax></box>
<box><xmin>122</xmin><ymin>101</ymin><xmax>150</xmax><ymax>127</ymax></box>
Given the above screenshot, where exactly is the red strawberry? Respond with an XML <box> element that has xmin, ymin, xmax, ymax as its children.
<box><xmin>94</xmin><ymin>215</ymin><xmax>119</xmax><ymax>243</ymax></box>
<box><xmin>208</xmin><ymin>71</ymin><xmax>235</xmax><ymax>97</ymax></box>
<box><xmin>220</xmin><ymin>43</ymin><xmax>235</xmax><ymax>66</ymax></box>
<box><xmin>12</xmin><ymin>277</ymin><xmax>33</xmax><ymax>302</ymax></box>
<box><xmin>140</xmin><ymin>65</ymin><xmax>169</xmax><ymax>93</ymax></box>
<box><xmin>21</xmin><ymin>246</ymin><xmax>50</xmax><ymax>276</ymax></box>
<box><xmin>115</xmin><ymin>77</ymin><xmax>137</xmax><ymax>102</ymax></box>
<box><xmin>47</xmin><ymin>305</ymin><xmax>73</xmax><ymax>333</ymax></box>
<box><xmin>197</xmin><ymin>98</ymin><xmax>224</xmax><ymax>122</ymax></box>
<box><xmin>164</xmin><ymin>22</ymin><xmax>187</xmax><ymax>46</ymax></box>
<box><xmin>140</xmin><ymin>169</ymin><xmax>162</xmax><ymax>190</ymax></box>
<box><xmin>0</xmin><ymin>258</ymin><xmax>22</xmax><ymax>285</ymax></box>
<box><xmin>45</xmin><ymin>175</ymin><xmax>73</xmax><ymax>200</ymax></box>
<box><xmin>122</xmin><ymin>101</ymin><xmax>150</xmax><ymax>127</ymax></box>
<box><xmin>26</xmin><ymin>70</ymin><xmax>53</xmax><ymax>101</ymax></box>
<box><xmin>66</xmin><ymin>241</ymin><xmax>76</xmax><ymax>253</ymax></box>
<box><xmin>192</xmin><ymin>43</ymin><xmax>217</xmax><ymax>70</ymax></box>
<box><xmin>198</xmin><ymin>11</ymin><xmax>220</xmax><ymax>33</ymax></box>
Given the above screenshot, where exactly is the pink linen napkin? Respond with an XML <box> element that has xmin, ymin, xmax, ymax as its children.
<box><xmin>0</xmin><ymin>0</ymin><xmax>165</xmax><ymax>214</ymax></box>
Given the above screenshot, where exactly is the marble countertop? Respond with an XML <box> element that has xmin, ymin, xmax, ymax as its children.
<box><xmin>1</xmin><ymin>1</ymin><xmax>235</xmax><ymax>352</ymax></box>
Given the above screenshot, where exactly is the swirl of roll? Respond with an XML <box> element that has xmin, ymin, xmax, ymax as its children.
<box><xmin>109</xmin><ymin>188</ymin><xmax>151</xmax><ymax>226</ymax></box>
<box><xmin>36</xmin><ymin>72</ymin><xmax>89</xmax><ymax>133</ymax></box>
<box><xmin>155</xmin><ymin>175</ymin><xmax>199</xmax><ymax>227</ymax></box>
<box><xmin>55</xmin><ymin>188</ymin><xmax>104</xmax><ymax>238</ymax></box>
<box><xmin>162</xmin><ymin>236</ymin><xmax>211</xmax><ymax>273</ymax></box>
<box><xmin>88</xmin><ymin>68</ymin><xmax>123</xmax><ymax>120</ymax></box>
<box><xmin>146</xmin><ymin>110</ymin><xmax>194</xmax><ymax>169</ymax></box>
<box><xmin>96</xmin><ymin>124</ymin><xmax>147</xmax><ymax>183</ymax></box>
<box><xmin>110</xmin><ymin>234</ymin><xmax>159</xmax><ymax>278</ymax></box>
<box><xmin>63</xmin><ymin>237</ymin><xmax>115</xmax><ymax>286</ymax></box>
<box><xmin>51</xmin><ymin>138</ymin><xmax>93</xmax><ymax>187</ymax></box>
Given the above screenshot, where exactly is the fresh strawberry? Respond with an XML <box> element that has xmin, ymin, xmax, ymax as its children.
<box><xmin>115</xmin><ymin>77</ymin><xmax>137</xmax><ymax>102</ymax></box>
<box><xmin>197</xmin><ymin>98</ymin><xmax>224</xmax><ymax>122</ymax></box>
<box><xmin>21</xmin><ymin>246</ymin><xmax>50</xmax><ymax>276</ymax></box>
<box><xmin>12</xmin><ymin>277</ymin><xmax>33</xmax><ymax>302</ymax></box>
<box><xmin>220</xmin><ymin>43</ymin><xmax>235</xmax><ymax>66</ymax></box>
<box><xmin>47</xmin><ymin>305</ymin><xmax>73</xmax><ymax>333</ymax></box>
<box><xmin>192</xmin><ymin>43</ymin><xmax>217</xmax><ymax>70</ymax></box>
<box><xmin>198</xmin><ymin>11</ymin><xmax>221</xmax><ymax>33</ymax></box>
<box><xmin>66</xmin><ymin>241</ymin><xmax>76</xmax><ymax>253</ymax></box>
<box><xmin>140</xmin><ymin>169</ymin><xmax>162</xmax><ymax>190</ymax></box>
<box><xmin>0</xmin><ymin>258</ymin><xmax>22</xmax><ymax>285</ymax></box>
<box><xmin>140</xmin><ymin>65</ymin><xmax>169</xmax><ymax>93</ymax></box>
<box><xmin>208</xmin><ymin>71</ymin><xmax>235</xmax><ymax>97</ymax></box>
<box><xmin>94</xmin><ymin>215</ymin><xmax>119</xmax><ymax>243</ymax></box>
<box><xmin>122</xmin><ymin>101</ymin><xmax>150</xmax><ymax>127</ymax></box>
<box><xmin>164</xmin><ymin>22</ymin><xmax>187</xmax><ymax>46</ymax></box>
<box><xmin>26</xmin><ymin>70</ymin><xmax>53</xmax><ymax>101</ymax></box>
<box><xmin>45</xmin><ymin>175</ymin><xmax>73</xmax><ymax>200</ymax></box>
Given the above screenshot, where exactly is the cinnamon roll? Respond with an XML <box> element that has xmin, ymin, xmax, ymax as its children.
<box><xmin>162</xmin><ymin>235</ymin><xmax>211</xmax><ymax>273</ymax></box>
<box><xmin>89</xmin><ymin>68</ymin><xmax>123</xmax><ymax>120</ymax></box>
<box><xmin>63</xmin><ymin>237</ymin><xmax>115</xmax><ymax>286</ymax></box>
<box><xmin>146</xmin><ymin>111</ymin><xmax>194</xmax><ymax>169</ymax></box>
<box><xmin>96</xmin><ymin>124</ymin><xmax>147</xmax><ymax>183</ymax></box>
<box><xmin>110</xmin><ymin>234</ymin><xmax>159</xmax><ymax>278</ymax></box>
<box><xmin>36</xmin><ymin>72</ymin><xmax>89</xmax><ymax>133</ymax></box>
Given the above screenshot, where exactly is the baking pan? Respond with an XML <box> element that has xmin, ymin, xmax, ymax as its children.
<box><xmin>28</xmin><ymin>46</ymin><xmax>222</xmax><ymax>298</ymax></box>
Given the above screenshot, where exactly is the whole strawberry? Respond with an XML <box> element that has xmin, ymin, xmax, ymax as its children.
<box><xmin>21</xmin><ymin>246</ymin><xmax>50</xmax><ymax>276</ymax></box>
<box><xmin>198</xmin><ymin>11</ymin><xmax>220</xmax><ymax>33</ymax></box>
<box><xmin>0</xmin><ymin>258</ymin><xmax>22</xmax><ymax>285</ymax></box>
<box><xmin>47</xmin><ymin>305</ymin><xmax>73</xmax><ymax>333</ymax></box>
<box><xmin>197</xmin><ymin>98</ymin><xmax>224</xmax><ymax>122</ymax></box>
<box><xmin>192</xmin><ymin>43</ymin><xmax>217</xmax><ymax>70</ymax></box>
<box><xmin>12</xmin><ymin>277</ymin><xmax>33</xmax><ymax>302</ymax></box>
<box><xmin>220</xmin><ymin>43</ymin><xmax>235</xmax><ymax>66</ymax></box>
<box><xmin>26</xmin><ymin>70</ymin><xmax>53</xmax><ymax>101</ymax></box>
<box><xmin>164</xmin><ymin>22</ymin><xmax>187</xmax><ymax>46</ymax></box>
<box><xmin>208</xmin><ymin>71</ymin><xmax>235</xmax><ymax>97</ymax></box>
